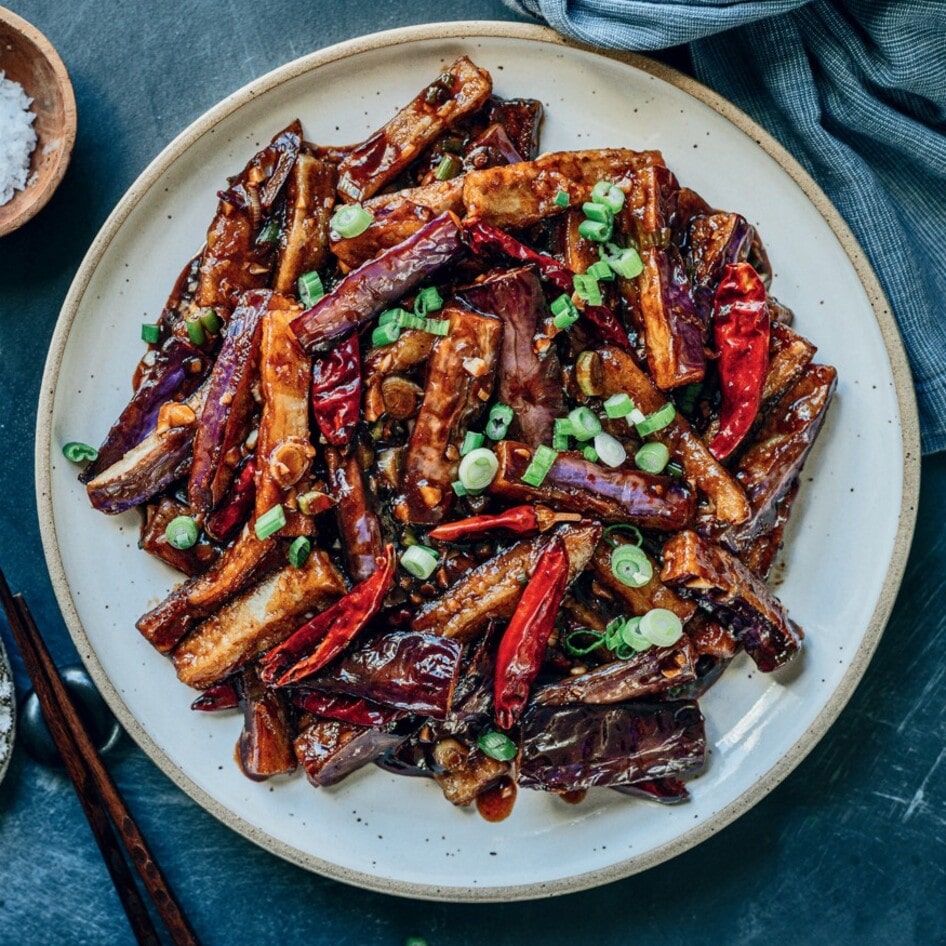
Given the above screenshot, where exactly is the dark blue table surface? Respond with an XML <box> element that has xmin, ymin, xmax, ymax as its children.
<box><xmin>1</xmin><ymin>2</ymin><xmax>944</xmax><ymax>944</ymax></box>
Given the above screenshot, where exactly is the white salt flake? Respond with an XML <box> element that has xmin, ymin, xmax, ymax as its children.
<box><xmin>0</xmin><ymin>71</ymin><xmax>38</xmax><ymax>206</ymax></box>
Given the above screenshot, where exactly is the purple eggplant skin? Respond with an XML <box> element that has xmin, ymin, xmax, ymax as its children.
<box><xmin>290</xmin><ymin>211</ymin><xmax>465</xmax><ymax>354</ymax></box>
<box><xmin>306</xmin><ymin>631</ymin><xmax>463</xmax><ymax>720</ymax></box>
<box><xmin>86</xmin><ymin>383</ymin><xmax>208</xmax><ymax>514</ymax></box>
<box><xmin>613</xmin><ymin>778</ymin><xmax>690</xmax><ymax>804</ymax></box>
<box><xmin>188</xmin><ymin>290</ymin><xmax>271</xmax><ymax>518</ymax></box>
<box><xmin>458</xmin><ymin>266</ymin><xmax>564</xmax><ymax>447</ymax></box>
<box><xmin>235</xmin><ymin>663</ymin><xmax>297</xmax><ymax>781</ymax></box>
<box><xmin>685</xmin><ymin>213</ymin><xmax>754</xmax><ymax>323</ymax></box>
<box><xmin>486</xmin><ymin>96</ymin><xmax>544</xmax><ymax>160</ymax></box>
<box><xmin>325</xmin><ymin>446</ymin><xmax>384</xmax><ymax>584</ymax></box>
<box><xmin>294</xmin><ymin>718</ymin><xmax>405</xmax><ymax>787</ymax></box>
<box><xmin>462</xmin><ymin>123</ymin><xmax>524</xmax><ymax>171</ymax></box>
<box><xmin>519</xmin><ymin>700</ymin><xmax>706</xmax><ymax>793</ymax></box>
<box><xmin>86</xmin><ymin>337</ymin><xmax>209</xmax><ymax>484</ymax></box>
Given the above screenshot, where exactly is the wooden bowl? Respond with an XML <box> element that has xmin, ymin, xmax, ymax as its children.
<box><xmin>0</xmin><ymin>6</ymin><xmax>76</xmax><ymax>237</ymax></box>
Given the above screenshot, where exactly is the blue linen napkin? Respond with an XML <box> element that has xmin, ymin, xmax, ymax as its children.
<box><xmin>505</xmin><ymin>0</ymin><xmax>946</xmax><ymax>453</ymax></box>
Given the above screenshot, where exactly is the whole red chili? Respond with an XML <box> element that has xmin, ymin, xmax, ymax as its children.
<box><xmin>310</xmin><ymin>332</ymin><xmax>361</xmax><ymax>448</ymax></box>
<box><xmin>260</xmin><ymin>545</ymin><xmax>395</xmax><ymax>686</ymax></box>
<box><xmin>708</xmin><ymin>262</ymin><xmax>770</xmax><ymax>461</ymax></box>
<box><xmin>205</xmin><ymin>458</ymin><xmax>257</xmax><ymax>542</ymax></box>
<box><xmin>190</xmin><ymin>679</ymin><xmax>240</xmax><ymax>713</ymax></box>
<box><xmin>494</xmin><ymin>535</ymin><xmax>570</xmax><ymax>729</ymax></box>
<box><xmin>289</xmin><ymin>690</ymin><xmax>405</xmax><ymax>728</ymax></box>
<box><xmin>428</xmin><ymin>505</ymin><xmax>580</xmax><ymax>543</ymax></box>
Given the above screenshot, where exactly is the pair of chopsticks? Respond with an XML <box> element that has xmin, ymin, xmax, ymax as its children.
<box><xmin>0</xmin><ymin>566</ymin><xmax>201</xmax><ymax>946</ymax></box>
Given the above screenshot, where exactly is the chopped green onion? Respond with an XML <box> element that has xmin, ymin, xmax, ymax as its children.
<box><xmin>582</xmin><ymin>445</ymin><xmax>599</xmax><ymax>463</ymax></box>
<box><xmin>667</xmin><ymin>461</ymin><xmax>685</xmax><ymax>478</ymax></box>
<box><xmin>603</xmin><ymin>616</ymin><xmax>627</xmax><ymax>651</ymax></box>
<box><xmin>639</xmin><ymin>608</ymin><xmax>684</xmax><ymax>647</ymax></box>
<box><xmin>591</xmin><ymin>180</ymin><xmax>626</xmax><ymax>213</ymax></box>
<box><xmin>602</xmin><ymin>524</ymin><xmax>643</xmax><ymax>548</ymax></box>
<box><xmin>256</xmin><ymin>217</ymin><xmax>280</xmax><ymax>244</ymax></box>
<box><xmin>568</xmin><ymin>406</ymin><xmax>602</xmax><ymax>441</ymax></box>
<box><xmin>573</xmin><ymin>273</ymin><xmax>603</xmax><ymax>305</ymax></box>
<box><xmin>627</xmin><ymin>407</ymin><xmax>647</xmax><ymax>426</ymax></box>
<box><xmin>553</xmin><ymin>190</ymin><xmax>570</xmax><ymax>208</ymax></box>
<box><xmin>477</xmin><ymin>730</ymin><xmax>518</xmax><ymax>760</ymax></box>
<box><xmin>550</xmin><ymin>294</ymin><xmax>580</xmax><ymax>329</ymax></box>
<box><xmin>553</xmin><ymin>308</ymin><xmax>580</xmax><ymax>330</ymax></box>
<box><xmin>414</xmin><ymin>286</ymin><xmax>444</xmax><ymax>316</ymax></box>
<box><xmin>586</xmin><ymin>260</ymin><xmax>614</xmax><ymax>282</ymax></box>
<box><xmin>611</xmin><ymin>544</ymin><xmax>653</xmax><ymax>588</ymax></box>
<box><xmin>140</xmin><ymin>323</ymin><xmax>160</xmax><ymax>345</ymax></box>
<box><xmin>577</xmin><ymin>218</ymin><xmax>613</xmax><ymax>243</ymax></box>
<box><xmin>635</xmin><ymin>441</ymin><xmax>671</xmax><ymax>474</ymax></box>
<box><xmin>434</xmin><ymin>153</ymin><xmax>461</xmax><ymax>181</ymax></box>
<box><xmin>562</xmin><ymin>628</ymin><xmax>606</xmax><ymax>657</ymax></box>
<box><xmin>521</xmin><ymin>445</ymin><xmax>558</xmax><ymax>487</ymax></box>
<box><xmin>400</xmin><ymin>544</ymin><xmax>439</xmax><ymax>580</ymax></box>
<box><xmin>594</xmin><ymin>431</ymin><xmax>627</xmax><ymax>468</ymax></box>
<box><xmin>606</xmin><ymin>246</ymin><xmax>644</xmax><ymax>279</ymax></box>
<box><xmin>423</xmin><ymin>318</ymin><xmax>451</xmax><ymax>336</ymax></box>
<box><xmin>485</xmin><ymin>403</ymin><xmax>514</xmax><ymax>440</ymax></box>
<box><xmin>460</xmin><ymin>431</ymin><xmax>485</xmax><ymax>456</ymax></box>
<box><xmin>603</xmin><ymin>393</ymin><xmax>635</xmax><ymax>419</ymax></box>
<box><xmin>619</xmin><ymin>616</ymin><xmax>653</xmax><ymax>653</ymax></box>
<box><xmin>165</xmin><ymin>515</ymin><xmax>199</xmax><ymax>550</ymax></box>
<box><xmin>582</xmin><ymin>201</ymin><xmax>614</xmax><ymax>225</ymax></box>
<box><xmin>371</xmin><ymin>322</ymin><xmax>401</xmax><ymax>347</ymax></box>
<box><xmin>199</xmin><ymin>308</ymin><xmax>222</xmax><ymax>335</ymax></box>
<box><xmin>575</xmin><ymin>350</ymin><xmax>603</xmax><ymax>397</ymax></box>
<box><xmin>255</xmin><ymin>504</ymin><xmax>287</xmax><ymax>540</ymax></box>
<box><xmin>288</xmin><ymin>536</ymin><xmax>312</xmax><ymax>568</ymax></box>
<box><xmin>298</xmin><ymin>271</ymin><xmax>325</xmax><ymax>307</ymax></box>
<box><xmin>458</xmin><ymin>447</ymin><xmax>499</xmax><ymax>492</ymax></box>
<box><xmin>636</xmin><ymin>402</ymin><xmax>677</xmax><ymax>436</ymax></box>
<box><xmin>185</xmin><ymin>317</ymin><xmax>206</xmax><ymax>346</ymax></box>
<box><xmin>378</xmin><ymin>308</ymin><xmax>405</xmax><ymax>326</ymax></box>
<box><xmin>552</xmin><ymin>417</ymin><xmax>572</xmax><ymax>451</ymax></box>
<box><xmin>330</xmin><ymin>203</ymin><xmax>373</xmax><ymax>239</ymax></box>
<box><xmin>396</xmin><ymin>312</ymin><xmax>427</xmax><ymax>331</ymax></box>
<box><xmin>296</xmin><ymin>491</ymin><xmax>325</xmax><ymax>516</ymax></box>
<box><xmin>451</xmin><ymin>480</ymin><xmax>469</xmax><ymax>497</ymax></box>
<box><xmin>62</xmin><ymin>441</ymin><xmax>98</xmax><ymax>464</ymax></box>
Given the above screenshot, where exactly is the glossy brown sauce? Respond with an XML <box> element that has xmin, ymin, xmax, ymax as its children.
<box><xmin>559</xmin><ymin>789</ymin><xmax>587</xmax><ymax>806</ymax></box>
<box><xmin>476</xmin><ymin>775</ymin><xmax>517</xmax><ymax>822</ymax></box>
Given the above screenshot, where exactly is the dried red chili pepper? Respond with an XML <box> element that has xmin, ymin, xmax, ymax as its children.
<box><xmin>582</xmin><ymin>304</ymin><xmax>632</xmax><ymax>351</ymax></box>
<box><xmin>260</xmin><ymin>545</ymin><xmax>395</xmax><ymax>686</ymax></box>
<box><xmin>289</xmin><ymin>690</ymin><xmax>405</xmax><ymax>728</ymax></box>
<box><xmin>190</xmin><ymin>679</ymin><xmax>239</xmax><ymax>712</ymax></box>
<box><xmin>428</xmin><ymin>505</ymin><xmax>580</xmax><ymax>543</ymax></box>
<box><xmin>204</xmin><ymin>458</ymin><xmax>257</xmax><ymax>542</ymax></box>
<box><xmin>494</xmin><ymin>535</ymin><xmax>570</xmax><ymax>729</ymax></box>
<box><xmin>310</xmin><ymin>332</ymin><xmax>361</xmax><ymax>448</ymax></box>
<box><xmin>708</xmin><ymin>262</ymin><xmax>771</xmax><ymax>461</ymax></box>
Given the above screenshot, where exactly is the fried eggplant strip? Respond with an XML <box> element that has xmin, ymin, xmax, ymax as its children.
<box><xmin>595</xmin><ymin>346</ymin><xmax>750</xmax><ymax>527</ymax></box>
<box><xmin>235</xmin><ymin>663</ymin><xmax>297</xmax><ymax>780</ymax></box>
<box><xmin>686</xmin><ymin>212</ymin><xmax>754</xmax><ymax>322</ymax></box>
<box><xmin>325</xmin><ymin>446</ymin><xmax>384</xmax><ymax>583</ymax></box>
<box><xmin>490</xmin><ymin>441</ymin><xmax>694</xmax><ymax>530</ymax></box>
<box><xmin>762</xmin><ymin>321</ymin><xmax>817</xmax><ymax>404</ymax></box>
<box><xmin>294</xmin><ymin>719</ymin><xmax>404</xmax><ymax>787</ymax></box>
<box><xmin>139</xmin><ymin>496</ymin><xmax>220</xmax><ymax>577</ymax></box>
<box><xmin>399</xmin><ymin>306</ymin><xmax>502</xmax><ymax>525</ymax></box>
<box><xmin>661</xmin><ymin>530</ymin><xmax>803</xmax><ymax>672</ymax></box>
<box><xmin>172</xmin><ymin>550</ymin><xmax>346</xmax><ymax>689</ymax></box>
<box><xmin>336</xmin><ymin>56</ymin><xmax>492</xmax><ymax>203</ymax></box>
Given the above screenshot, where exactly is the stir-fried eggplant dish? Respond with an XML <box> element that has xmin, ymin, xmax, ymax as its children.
<box><xmin>68</xmin><ymin>57</ymin><xmax>837</xmax><ymax>819</ymax></box>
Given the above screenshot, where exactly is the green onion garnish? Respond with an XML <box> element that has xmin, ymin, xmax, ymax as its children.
<box><xmin>606</xmin><ymin>247</ymin><xmax>644</xmax><ymax>279</ymax></box>
<box><xmin>372</xmin><ymin>322</ymin><xmax>401</xmax><ymax>347</ymax></box>
<box><xmin>140</xmin><ymin>323</ymin><xmax>160</xmax><ymax>345</ymax></box>
<box><xmin>552</xmin><ymin>417</ymin><xmax>572</xmax><ymax>451</ymax></box>
<box><xmin>582</xmin><ymin>445</ymin><xmax>599</xmax><ymax>463</ymax></box>
<box><xmin>296</xmin><ymin>491</ymin><xmax>324</xmax><ymax>516</ymax></box>
<box><xmin>567</xmin><ymin>406</ymin><xmax>602</xmax><ymax>441</ymax></box>
<box><xmin>582</xmin><ymin>202</ymin><xmax>613</xmax><ymax>225</ymax></box>
<box><xmin>575</xmin><ymin>351</ymin><xmax>603</xmax><ymax>397</ymax></box>
<box><xmin>451</xmin><ymin>480</ymin><xmax>469</xmax><ymax>497</ymax></box>
<box><xmin>594</xmin><ymin>431</ymin><xmax>627</xmax><ymax>468</ymax></box>
<box><xmin>553</xmin><ymin>190</ymin><xmax>570</xmax><ymax>208</ymax></box>
<box><xmin>434</xmin><ymin>153</ymin><xmax>461</xmax><ymax>181</ymax></box>
<box><xmin>521</xmin><ymin>445</ymin><xmax>558</xmax><ymax>487</ymax></box>
<box><xmin>586</xmin><ymin>260</ymin><xmax>614</xmax><ymax>282</ymax></box>
<box><xmin>550</xmin><ymin>294</ymin><xmax>580</xmax><ymax>329</ymax></box>
<box><xmin>619</xmin><ymin>616</ymin><xmax>653</xmax><ymax>653</ymax></box>
<box><xmin>460</xmin><ymin>431</ymin><xmax>485</xmax><ymax>456</ymax></box>
<box><xmin>477</xmin><ymin>730</ymin><xmax>517</xmax><ymax>761</ymax></box>
<box><xmin>604</xmin><ymin>393</ymin><xmax>635</xmax><ymax>419</ymax></box>
<box><xmin>578</xmin><ymin>218</ymin><xmax>613</xmax><ymax>243</ymax></box>
<box><xmin>423</xmin><ymin>318</ymin><xmax>450</xmax><ymax>336</ymax></box>
<box><xmin>611</xmin><ymin>544</ymin><xmax>653</xmax><ymax>588</ymax></box>
<box><xmin>414</xmin><ymin>285</ymin><xmax>444</xmax><ymax>316</ymax></box>
<box><xmin>288</xmin><ymin>536</ymin><xmax>312</xmax><ymax>568</ymax></box>
<box><xmin>458</xmin><ymin>447</ymin><xmax>499</xmax><ymax>493</ymax></box>
<box><xmin>400</xmin><ymin>544</ymin><xmax>439</xmax><ymax>580</ymax></box>
<box><xmin>378</xmin><ymin>308</ymin><xmax>403</xmax><ymax>326</ymax></box>
<box><xmin>396</xmin><ymin>312</ymin><xmax>428</xmax><ymax>331</ymax></box>
<box><xmin>562</xmin><ymin>628</ymin><xmax>606</xmax><ymax>657</ymax></box>
<box><xmin>298</xmin><ymin>271</ymin><xmax>325</xmax><ymax>307</ymax></box>
<box><xmin>590</xmin><ymin>180</ymin><xmax>626</xmax><ymax>213</ymax></box>
<box><xmin>636</xmin><ymin>402</ymin><xmax>676</xmax><ymax>436</ymax></box>
<box><xmin>639</xmin><ymin>608</ymin><xmax>684</xmax><ymax>647</ymax></box>
<box><xmin>573</xmin><ymin>273</ymin><xmax>603</xmax><ymax>305</ymax></box>
<box><xmin>255</xmin><ymin>504</ymin><xmax>287</xmax><ymax>540</ymax></box>
<box><xmin>199</xmin><ymin>308</ymin><xmax>222</xmax><ymax>335</ymax></box>
<box><xmin>185</xmin><ymin>317</ymin><xmax>206</xmax><ymax>346</ymax></box>
<box><xmin>667</xmin><ymin>461</ymin><xmax>685</xmax><ymax>478</ymax></box>
<box><xmin>635</xmin><ymin>441</ymin><xmax>671</xmax><ymax>474</ymax></box>
<box><xmin>62</xmin><ymin>442</ymin><xmax>99</xmax><ymax>464</ymax></box>
<box><xmin>165</xmin><ymin>515</ymin><xmax>199</xmax><ymax>550</ymax></box>
<box><xmin>602</xmin><ymin>524</ymin><xmax>643</xmax><ymax>548</ymax></box>
<box><xmin>256</xmin><ymin>217</ymin><xmax>280</xmax><ymax>244</ymax></box>
<box><xmin>330</xmin><ymin>203</ymin><xmax>373</xmax><ymax>239</ymax></box>
<box><xmin>485</xmin><ymin>403</ymin><xmax>514</xmax><ymax>441</ymax></box>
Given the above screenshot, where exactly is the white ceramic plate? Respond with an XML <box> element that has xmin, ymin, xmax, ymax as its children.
<box><xmin>37</xmin><ymin>23</ymin><xmax>919</xmax><ymax>900</ymax></box>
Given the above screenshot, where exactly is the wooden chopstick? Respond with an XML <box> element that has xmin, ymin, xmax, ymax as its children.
<box><xmin>0</xmin><ymin>568</ymin><xmax>201</xmax><ymax>946</ymax></box>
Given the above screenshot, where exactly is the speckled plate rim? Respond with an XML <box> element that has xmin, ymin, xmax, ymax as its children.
<box><xmin>35</xmin><ymin>21</ymin><xmax>920</xmax><ymax>901</ymax></box>
<box><xmin>0</xmin><ymin>632</ymin><xmax>14</xmax><ymax>786</ymax></box>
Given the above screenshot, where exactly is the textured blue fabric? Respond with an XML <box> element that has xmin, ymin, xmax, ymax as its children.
<box><xmin>505</xmin><ymin>0</ymin><xmax>946</xmax><ymax>453</ymax></box>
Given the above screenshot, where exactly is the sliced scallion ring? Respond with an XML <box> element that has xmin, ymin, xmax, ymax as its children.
<box><xmin>639</xmin><ymin>608</ymin><xmax>684</xmax><ymax>647</ymax></box>
<box><xmin>606</xmin><ymin>246</ymin><xmax>644</xmax><ymax>279</ymax></box>
<box><xmin>568</xmin><ymin>406</ymin><xmax>602</xmax><ymax>441</ymax></box>
<box><xmin>477</xmin><ymin>730</ymin><xmax>517</xmax><ymax>760</ymax></box>
<box><xmin>298</xmin><ymin>270</ymin><xmax>325</xmax><ymax>307</ymax></box>
<box><xmin>594</xmin><ymin>431</ymin><xmax>627</xmax><ymax>468</ymax></box>
<box><xmin>199</xmin><ymin>308</ymin><xmax>222</xmax><ymax>335</ymax></box>
<box><xmin>371</xmin><ymin>322</ymin><xmax>401</xmax><ymax>347</ymax></box>
<box><xmin>288</xmin><ymin>536</ymin><xmax>312</xmax><ymax>568</ymax></box>
<box><xmin>620</xmin><ymin>616</ymin><xmax>653</xmax><ymax>653</ymax></box>
<box><xmin>460</xmin><ymin>431</ymin><xmax>485</xmax><ymax>456</ymax></box>
<box><xmin>591</xmin><ymin>179</ymin><xmax>626</xmax><ymax>213</ymax></box>
<box><xmin>611</xmin><ymin>544</ymin><xmax>653</xmax><ymax>588</ymax></box>
<box><xmin>185</xmin><ymin>317</ymin><xmax>206</xmax><ymax>346</ymax></box>
<box><xmin>562</xmin><ymin>628</ymin><xmax>606</xmax><ymax>657</ymax></box>
<box><xmin>577</xmin><ymin>218</ymin><xmax>612</xmax><ymax>244</ymax></box>
<box><xmin>604</xmin><ymin>393</ymin><xmax>635</xmax><ymax>418</ymax></box>
<box><xmin>255</xmin><ymin>504</ymin><xmax>287</xmax><ymax>540</ymax></box>
<box><xmin>636</xmin><ymin>402</ymin><xmax>676</xmax><ymax>436</ymax></box>
<box><xmin>165</xmin><ymin>515</ymin><xmax>199</xmax><ymax>550</ymax></box>
<box><xmin>400</xmin><ymin>544</ymin><xmax>439</xmax><ymax>580</ymax></box>
<box><xmin>575</xmin><ymin>350</ymin><xmax>603</xmax><ymax>397</ymax></box>
<box><xmin>62</xmin><ymin>441</ymin><xmax>99</xmax><ymax>464</ymax></box>
<box><xmin>553</xmin><ymin>190</ymin><xmax>570</xmax><ymax>208</ymax></box>
<box><xmin>602</xmin><ymin>524</ymin><xmax>643</xmax><ymax>548</ymax></box>
<box><xmin>434</xmin><ymin>154</ymin><xmax>460</xmax><ymax>181</ymax></box>
<box><xmin>635</xmin><ymin>441</ymin><xmax>671</xmax><ymax>474</ymax></box>
<box><xmin>330</xmin><ymin>203</ymin><xmax>373</xmax><ymax>238</ymax></box>
<box><xmin>485</xmin><ymin>403</ymin><xmax>514</xmax><ymax>440</ymax></box>
<box><xmin>414</xmin><ymin>285</ymin><xmax>444</xmax><ymax>315</ymax></box>
<box><xmin>521</xmin><ymin>445</ymin><xmax>558</xmax><ymax>487</ymax></box>
<box><xmin>140</xmin><ymin>323</ymin><xmax>160</xmax><ymax>345</ymax></box>
<box><xmin>458</xmin><ymin>447</ymin><xmax>499</xmax><ymax>493</ymax></box>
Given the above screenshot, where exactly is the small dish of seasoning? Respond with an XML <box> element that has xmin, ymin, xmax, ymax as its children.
<box><xmin>0</xmin><ymin>7</ymin><xmax>76</xmax><ymax>238</ymax></box>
